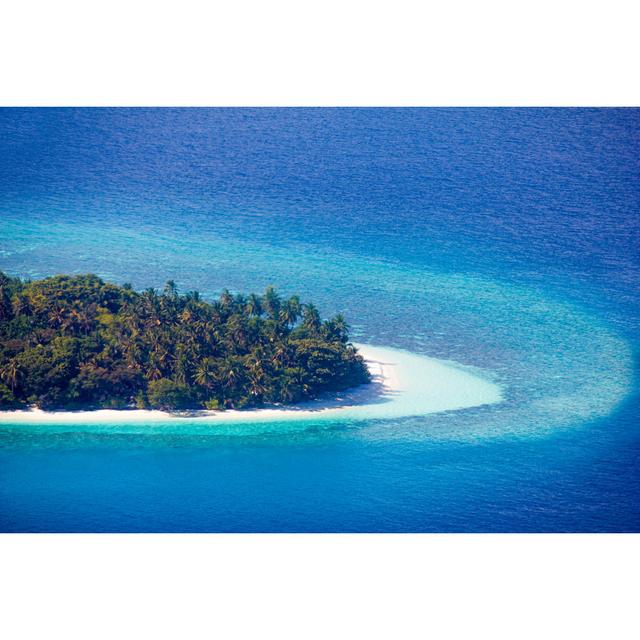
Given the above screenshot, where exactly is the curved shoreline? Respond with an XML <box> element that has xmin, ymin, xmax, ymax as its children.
<box><xmin>0</xmin><ymin>344</ymin><xmax>503</xmax><ymax>425</ymax></box>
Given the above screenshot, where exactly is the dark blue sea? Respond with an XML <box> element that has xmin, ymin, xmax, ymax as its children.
<box><xmin>1</xmin><ymin>108</ymin><xmax>639</xmax><ymax>532</ymax></box>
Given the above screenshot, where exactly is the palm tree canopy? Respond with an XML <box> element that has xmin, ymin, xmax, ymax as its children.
<box><xmin>0</xmin><ymin>271</ymin><xmax>370</xmax><ymax>411</ymax></box>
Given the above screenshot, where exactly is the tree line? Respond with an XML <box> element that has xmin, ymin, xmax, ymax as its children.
<box><xmin>0</xmin><ymin>271</ymin><xmax>370</xmax><ymax>411</ymax></box>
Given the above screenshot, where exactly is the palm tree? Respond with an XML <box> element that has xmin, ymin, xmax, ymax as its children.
<box><xmin>246</xmin><ymin>351</ymin><xmax>267</xmax><ymax>394</ymax></box>
<box><xmin>226</xmin><ymin>315</ymin><xmax>248</xmax><ymax>351</ymax></box>
<box><xmin>210</xmin><ymin>301</ymin><xmax>224</xmax><ymax>320</ymax></box>
<box><xmin>141</xmin><ymin>289</ymin><xmax>161</xmax><ymax>326</ymax></box>
<box><xmin>220</xmin><ymin>288</ymin><xmax>234</xmax><ymax>308</ymax></box>
<box><xmin>72</xmin><ymin>307</ymin><xmax>94</xmax><ymax>335</ymax></box>
<box><xmin>302</xmin><ymin>303</ymin><xmax>321</xmax><ymax>334</ymax></box>
<box><xmin>163</xmin><ymin>280</ymin><xmax>178</xmax><ymax>299</ymax></box>
<box><xmin>218</xmin><ymin>357</ymin><xmax>244</xmax><ymax>393</ymax></box>
<box><xmin>279</xmin><ymin>377</ymin><xmax>298</xmax><ymax>404</ymax></box>
<box><xmin>0</xmin><ymin>359</ymin><xmax>20</xmax><ymax>392</ymax></box>
<box><xmin>279</xmin><ymin>295</ymin><xmax>301</xmax><ymax>327</ymax></box>
<box><xmin>142</xmin><ymin>288</ymin><xmax>158</xmax><ymax>302</ymax></box>
<box><xmin>246</xmin><ymin>293</ymin><xmax>263</xmax><ymax>317</ymax></box>
<box><xmin>124</xmin><ymin>341</ymin><xmax>142</xmax><ymax>368</ymax></box>
<box><xmin>173</xmin><ymin>348</ymin><xmax>190</xmax><ymax>384</ymax></box>
<box><xmin>49</xmin><ymin>305</ymin><xmax>67</xmax><ymax>331</ymax></box>
<box><xmin>262</xmin><ymin>286</ymin><xmax>281</xmax><ymax>319</ymax></box>
<box><xmin>11</xmin><ymin>294</ymin><xmax>31</xmax><ymax>317</ymax></box>
<box><xmin>324</xmin><ymin>313</ymin><xmax>350</xmax><ymax>343</ymax></box>
<box><xmin>194</xmin><ymin>357</ymin><xmax>216</xmax><ymax>389</ymax></box>
<box><xmin>146</xmin><ymin>352</ymin><xmax>163</xmax><ymax>381</ymax></box>
<box><xmin>248</xmin><ymin>366</ymin><xmax>267</xmax><ymax>398</ymax></box>
<box><xmin>272</xmin><ymin>341</ymin><xmax>291</xmax><ymax>367</ymax></box>
<box><xmin>0</xmin><ymin>272</ymin><xmax>12</xmax><ymax>320</ymax></box>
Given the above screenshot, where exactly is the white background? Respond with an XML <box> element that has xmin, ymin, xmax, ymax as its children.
<box><xmin>2</xmin><ymin>1</ymin><xmax>639</xmax><ymax>105</ymax></box>
<box><xmin>1</xmin><ymin>1</ymin><xmax>639</xmax><ymax>638</ymax></box>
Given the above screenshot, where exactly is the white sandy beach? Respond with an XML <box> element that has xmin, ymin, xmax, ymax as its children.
<box><xmin>0</xmin><ymin>344</ymin><xmax>503</xmax><ymax>425</ymax></box>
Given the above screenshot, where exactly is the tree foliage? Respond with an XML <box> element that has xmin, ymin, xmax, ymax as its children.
<box><xmin>0</xmin><ymin>272</ymin><xmax>370</xmax><ymax>411</ymax></box>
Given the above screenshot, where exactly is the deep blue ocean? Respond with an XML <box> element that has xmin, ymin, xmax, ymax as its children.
<box><xmin>0</xmin><ymin>108</ymin><xmax>639</xmax><ymax>532</ymax></box>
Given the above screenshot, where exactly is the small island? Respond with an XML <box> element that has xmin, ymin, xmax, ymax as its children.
<box><xmin>0</xmin><ymin>272</ymin><xmax>370</xmax><ymax>412</ymax></box>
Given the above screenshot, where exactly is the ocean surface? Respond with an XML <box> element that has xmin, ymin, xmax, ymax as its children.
<box><xmin>0</xmin><ymin>107</ymin><xmax>638</xmax><ymax>532</ymax></box>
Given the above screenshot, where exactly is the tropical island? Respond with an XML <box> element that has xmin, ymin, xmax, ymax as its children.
<box><xmin>0</xmin><ymin>271</ymin><xmax>371</xmax><ymax>412</ymax></box>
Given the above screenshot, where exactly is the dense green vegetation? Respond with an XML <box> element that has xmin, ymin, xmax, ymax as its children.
<box><xmin>0</xmin><ymin>272</ymin><xmax>370</xmax><ymax>411</ymax></box>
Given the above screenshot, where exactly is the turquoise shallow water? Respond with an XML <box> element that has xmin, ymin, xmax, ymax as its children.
<box><xmin>0</xmin><ymin>108</ymin><xmax>639</xmax><ymax>531</ymax></box>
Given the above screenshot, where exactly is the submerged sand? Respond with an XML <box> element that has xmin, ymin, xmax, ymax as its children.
<box><xmin>0</xmin><ymin>344</ymin><xmax>503</xmax><ymax>425</ymax></box>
